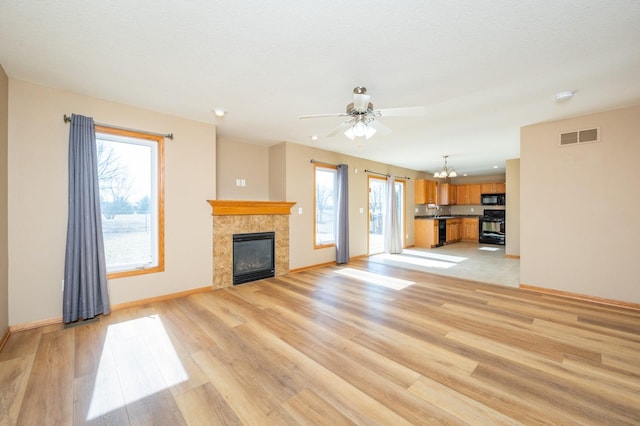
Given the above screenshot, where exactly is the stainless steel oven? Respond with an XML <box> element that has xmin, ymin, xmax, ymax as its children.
<box><xmin>479</xmin><ymin>209</ymin><xmax>505</xmax><ymax>245</ymax></box>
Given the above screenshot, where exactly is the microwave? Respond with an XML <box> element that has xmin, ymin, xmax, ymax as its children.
<box><xmin>481</xmin><ymin>193</ymin><xmax>505</xmax><ymax>205</ymax></box>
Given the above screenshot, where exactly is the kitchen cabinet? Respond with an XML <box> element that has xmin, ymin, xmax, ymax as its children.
<box><xmin>462</xmin><ymin>218</ymin><xmax>479</xmax><ymax>241</ymax></box>
<box><xmin>456</xmin><ymin>184</ymin><xmax>481</xmax><ymax>205</ymax></box>
<box><xmin>481</xmin><ymin>182</ymin><xmax>506</xmax><ymax>194</ymax></box>
<box><xmin>446</xmin><ymin>218</ymin><xmax>461</xmax><ymax>243</ymax></box>
<box><xmin>415</xmin><ymin>219</ymin><xmax>438</xmax><ymax>248</ymax></box>
<box><xmin>438</xmin><ymin>183</ymin><xmax>457</xmax><ymax>205</ymax></box>
<box><xmin>415</xmin><ymin>179</ymin><xmax>437</xmax><ymax>204</ymax></box>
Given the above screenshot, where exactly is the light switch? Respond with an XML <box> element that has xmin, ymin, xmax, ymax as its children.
<box><xmin>359</xmin><ymin>207</ymin><xmax>364</xmax><ymax>214</ymax></box>
<box><xmin>298</xmin><ymin>207</ymin><xmax>303</xmax><ymax>214</ymax></box>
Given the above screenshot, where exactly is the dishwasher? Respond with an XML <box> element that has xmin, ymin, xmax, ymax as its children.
<box><xmin>438</xmin><ymin>219</ymin><xmax>447</xmax><ymax>246</ymax></box>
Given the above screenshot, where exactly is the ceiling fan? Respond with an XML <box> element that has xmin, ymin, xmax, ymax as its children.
<box><xmin>299</xmin><ymin>86</ymin><xmax>425</xmax><ymax>140</ymax></box>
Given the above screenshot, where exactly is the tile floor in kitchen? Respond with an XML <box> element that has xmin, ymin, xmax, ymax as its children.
<box><xmin>369</xmin><ymin>242</ymin><xmax>520</xmax><ymax>287</ymax></box>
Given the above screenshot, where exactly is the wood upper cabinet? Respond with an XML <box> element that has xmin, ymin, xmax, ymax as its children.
<box><xmin>481</xmin><ymin>182</ymin><xmax>506</xmax><ymax>194</ymax></box>
<box><xmin>438</xmin><ymin>183</ymin><xmax>457</xmax><ymax>205</ymax></box>
<box><xmin>415</xmin><ymin>179</ymin><xmax>437</xmax><ymax>204</ymax></box>
<box><xmin>415</xmin><ymin>219</ymin><xmax>438</xmax><ymax>248</ymax></box>
<box><xmin>462</xmin><ymin>218</ymin><xmax>479</xmax><ymax>241</ymax></box>
<box><xmin>456</xmin><ymin>184</ymin><xmax>481</xmax><ymax>205</ymax></box>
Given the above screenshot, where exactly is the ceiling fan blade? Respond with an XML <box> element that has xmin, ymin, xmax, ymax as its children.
<box><xmin>369</xmin><ymin>119</ymin><xmax>392</xmax><ymax>136</ymax></box>
<box><xmin>375</xmin><ymin>106</ymin><xmax>425</xmax><ymax>117</ymax></box>
<box><xmin>353</xmin><ymin>94</ymin><xmax>371</xmax><ymax>112</ymax></box>
<box><xmin>326</xmin><ymin>119</ymin><xmax>354</xmax><ymax>137</ymax></box>
<box><xmin>298</xmin><ymin>112</ymin><xmax>348</xmax><ymax>119</ymax></box>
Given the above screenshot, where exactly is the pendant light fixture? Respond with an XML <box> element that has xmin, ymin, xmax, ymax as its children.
<box><xmin>434</xmin><ymin>155</ymin><xmax>457</xmax><ymax>178</ymax></box>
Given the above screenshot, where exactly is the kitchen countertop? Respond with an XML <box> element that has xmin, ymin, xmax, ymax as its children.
<box><xmin>414</xmin><ymin>215</ymin><xmax>482</xmax><ymax>219</ymax></box>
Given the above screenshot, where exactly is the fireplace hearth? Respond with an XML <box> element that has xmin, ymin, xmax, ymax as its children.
<box><xmin>233</xmin><ymin>232</ymin><xmax>275</xmax><ymax>285</ymax></box>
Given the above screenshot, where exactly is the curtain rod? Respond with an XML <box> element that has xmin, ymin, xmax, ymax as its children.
<box><xmin>364</xmin><ymin>169</ymin><xmax>411</xmax><ymax>180</ymax></box>
<box><xmin>310</xmin><ymin>159</ymin><xmax>339</xmax><ymax>167</ymax></box>
<box><xmin>63</xmin><ymin>114</ymin><xmax>174</xmax><ymax>140</ymax></box>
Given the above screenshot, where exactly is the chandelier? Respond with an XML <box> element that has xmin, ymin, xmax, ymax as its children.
<box><xmin>344</xmin><ymin>116</ymin><xmax>376</xmax><ymax>140</ymax></box>
<box><xmin>434</xmin><ymin>155</ymin><xmax>457</xmax><ymax>178</ymax></box>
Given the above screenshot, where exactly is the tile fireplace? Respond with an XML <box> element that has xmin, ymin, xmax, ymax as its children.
<box><xmin>208</xmin><ymin>200</ymin><xmax>295</xmax><ymax>288</ymax></box>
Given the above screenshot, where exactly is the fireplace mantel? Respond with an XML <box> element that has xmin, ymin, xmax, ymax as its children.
<box><xmin>208</xmin><ymin>200</ymin><xmax>296</xmax><ymax>216</ymax></box>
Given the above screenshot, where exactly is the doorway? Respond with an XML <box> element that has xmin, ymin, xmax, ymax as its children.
<box><xmin>368</xmin><ymin>176</ymin><xmax>405</xmax><ymax>255</ymax></box>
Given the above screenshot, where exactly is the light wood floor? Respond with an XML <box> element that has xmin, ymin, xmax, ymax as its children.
<box><xmin>1</xmin><ymin>259</ymin><xmax>640</xmax><ymax>425</ymax></box>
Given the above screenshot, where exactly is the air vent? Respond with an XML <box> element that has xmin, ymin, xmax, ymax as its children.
<box><xmin>559</xmin><ymin>128</ymin><xmax>599</xmax><ymax>146</ymax></box>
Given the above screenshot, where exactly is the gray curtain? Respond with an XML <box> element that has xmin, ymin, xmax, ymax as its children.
<box><xmin>336</xmin><ymin>164</ymin><xmax>350</xmax><ymax>264</ymax></box>
<box><xmin>63</xmin><ymin>114</ymin><xmax>110</xmax><ymax>323</ymax></box>
<box><xmin>384</xmin><ymin>175</ymin><xmax>403</xmax><ymax>254</ymax></box>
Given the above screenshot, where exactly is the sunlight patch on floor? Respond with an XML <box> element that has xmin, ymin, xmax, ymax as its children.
<box><xmin>479</xmin><ymin>246</ymin><xmax>500</xmax><ymax>252</ymax></box>
<box><xmin>375</xmin><ymin>252</ymin><xmax>459</xmax><ymax>269</ymax></box>
<box><xmin>87</xmin><ymin>314</ymin><xmax>187</xmax><ymax>420</ymax></box>
<box><xmin>335</xmin><ymin>267</ymin><xmax>415</xmax><ymax>290</ymax></box>
<box><xmin>401</xmin><ymin>249</ymin><xmax>468</xmax><ymax>263</ymax></box>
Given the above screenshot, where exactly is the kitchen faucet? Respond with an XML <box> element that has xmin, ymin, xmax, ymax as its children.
<box><xmin>433</xmin><ymin>205</ymin><xmax>440</xmax><ymax>217</ymax></box>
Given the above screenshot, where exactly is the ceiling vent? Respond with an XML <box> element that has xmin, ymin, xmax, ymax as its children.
<box><xmin>559</xmin><ymin>128</ymin><xmax>599</xmax><ymax>146</ymax></box>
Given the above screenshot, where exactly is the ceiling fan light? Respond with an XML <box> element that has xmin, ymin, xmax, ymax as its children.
<box><xmin>344</xmin><ymin>127</ymin><xmax>356</xmax><ymax>140</ymax></box>
<box><xmin>364</xmin><ymin>125</ymin><xmax>376</xmax><ymax>139</ymax></box>
<box><xmin>353</xmin><ymin>121</ymin><xmax>367</xmax><ymax>137</ymax></box>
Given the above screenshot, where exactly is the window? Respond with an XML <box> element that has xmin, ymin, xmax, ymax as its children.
<box><xmin>95</xmin><ymin>126</ymin><xmax>164</xmax><ymax>278</ymax></box>
<box><xmin>314</xmin><ymin>164</ymin><xmax>337</xmax><ymax>247</ymax></box>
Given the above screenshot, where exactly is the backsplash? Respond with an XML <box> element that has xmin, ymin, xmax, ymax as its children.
<box><xmin>415</xmin><ymin>204</ymin><xmax>495</xmax><ymax>216</ymax></box>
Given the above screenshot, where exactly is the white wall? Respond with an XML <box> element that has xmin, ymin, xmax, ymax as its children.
<box><xmin>8</xmin><ymin>80</ymin><xmax>216</xmax><ymax>325</ymax></box>
<box><xmin>217</xmin><ymin>138</ymin><xmax>269</xmax><ymax>200</ymax></box>
<box><xmin>505</xmin><ymin>158</ymin><xmax>520</xmax><ymax>257</ymax></box>
<box><xmin>0</xmin><ymin>66</ymin><xmax>8</xmax><ymax>334</ymax></box>
<box><xmin>521</xmin><ymin>105</ymin><xmax>640</xmax><ymax>303</ymax></box>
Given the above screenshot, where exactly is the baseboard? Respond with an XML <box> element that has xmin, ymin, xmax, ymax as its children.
<box><xmin>10</xmin><ymin>316</ymin><xmax>63</xmax><ymax>333</ymax></box>
<box><xmin>5</xmin><ymin>286</ymin><xmax>214</xmax><ymax>336</ymax></box>
<box><xmin>0</xmin><ymin>326</ymin><xmax>10</xmax><ymax>352</ymax></box>
<box><xmin>520</xmin><ymin>284</ymin><xmax>640</xmax><ymax>311</ymax></box>
<box><xmin>505</xmin><ymin>254</ymin><xmax>520</xmax><ymax>259</ymax></box>
<box><xmin>289</xmin><ymin>254</ymin><xmax>371</xmax><ymax>274</ymax></box>
<box><xmin>110</xmin><ymin>286</ymin><xmax>213</xmax><ymax>310</ymax></box>
<box><xmin>290</xmin><ymin>261</ymin><xmax>338</xmax><ymax>273</ymax></box>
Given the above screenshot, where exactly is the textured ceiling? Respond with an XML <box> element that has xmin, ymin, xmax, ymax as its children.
<box><xmin>2</xmin><ymin>1</ymin><xmax>640</xmax><ymax>176</ymax></box>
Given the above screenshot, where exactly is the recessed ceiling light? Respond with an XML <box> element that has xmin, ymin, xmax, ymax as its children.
<box><xmin>555</xmin><ymin>90</ymin><xmax>575</xmax><ymax>102</ymax></box>
<box><xmin>213</xmin><ymin>108</ymin><xmax>226</xmax><ymax>117</ymax></box>
<box><xmin>310</xmin><ymin>134</ymin><xmax>319</xmax><ymax>141</ymax></box>
<box><xmin>493</xmin><ymin>165</ymin><xmax>499</xmax><ymax>169</ymax></box>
